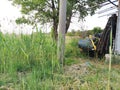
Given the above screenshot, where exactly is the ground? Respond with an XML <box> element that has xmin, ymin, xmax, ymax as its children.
<box><xmin>63</xmin><ymin>57</ymin><xmax>120</xmax><ymax>90</ymax></box>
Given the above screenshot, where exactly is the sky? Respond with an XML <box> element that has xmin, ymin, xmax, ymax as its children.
<box><xmin>0</xmin><ymin>0</ymin><xmax>21</xmax><ymax>18</ymax></box>
<box><xmin>0</xmin><ymin>0</ymin><xmax>117</xmax><ymax>34</ymax></box>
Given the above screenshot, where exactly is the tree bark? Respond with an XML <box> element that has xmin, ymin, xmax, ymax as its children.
<box><xmin>53</xmin><ymin>20</ymin><xmax>58</xmax><ymax>40</ymax></box>
<box><xmin>66</xmin><ymin>12</ymin><xmax>72</xmax><ymax>33</ymax></box>
<box><xmin>51</xmin><ymin>0</ymin><xmax>58</xmax><ymax>41</ymax></box>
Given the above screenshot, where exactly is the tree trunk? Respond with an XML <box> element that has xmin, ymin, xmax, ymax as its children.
<box><xmin>51</xmin><ymin>0</ymin><xmax>58</xmax><ymax>41</ymax></box>
<box><xmin>66</xmin><ymin>12</ymin><xmax>72</xmax><ymax>33</ymax></box>
<box><xmin>53</xmin><ymin>21</ymin><xmax>58</xmax><ymax>41</ymax></box>
<box><xmin>52</xmin><ymin>13</ymin><xmax>72</xmax><ymax>40</ymax></box>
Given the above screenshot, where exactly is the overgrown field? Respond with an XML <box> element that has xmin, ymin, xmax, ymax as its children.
<box><xmin>0</xmin><ymin>32</ymin><xmax>120</xmax><ymax>90</ymax></box>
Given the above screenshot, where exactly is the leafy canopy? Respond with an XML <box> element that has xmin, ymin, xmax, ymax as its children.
<box><xmin>11</xmin><ymin>0</ymin><xmax>105</xmax><ymax>31</ymax></box>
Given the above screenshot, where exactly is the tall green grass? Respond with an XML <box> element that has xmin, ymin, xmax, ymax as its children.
<box><xmin>0</xmin><ymin>31</ymin><xmax>61</xmax><ymax>89</ymax></box>
<box><xmin>65</xmin><ymin>38</ymin><xmax>86</xmax><ymax>65</ymax></box>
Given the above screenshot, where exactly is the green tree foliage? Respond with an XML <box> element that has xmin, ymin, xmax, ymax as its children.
<box><xmin>11</xmin><ymin>0</ymin><xmax>105</xmax><ymax>39</ymax></box>
<box><xmin>92</xmin><ymin>27</ymin><xmax>103</xmax><ymax>34</ymax></box>
<box><xmin>66</xmin><ymin>27</ymin><xmax>103</xmax><ymax>37</ymax></box>
<box><xmin>87</xmin><ymin>27</ymin><xmax>103</xmax><ymax>35</ymax></box>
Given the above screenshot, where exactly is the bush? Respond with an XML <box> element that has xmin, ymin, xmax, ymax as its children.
<box><xmin>92</xmin><ymin>27</ymin><xmax>103</xmax><ymax>34</ymax></box>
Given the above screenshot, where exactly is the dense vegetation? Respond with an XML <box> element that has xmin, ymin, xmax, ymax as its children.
<box><xmin>0</xmin><ymin>31</ymin><xmax>60</xmax><ymax>89</ymax></box>
<box><xmin>0</xmin><ymin>30</ymin><xmax>120</xmax><ymax>90</ymax></box>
